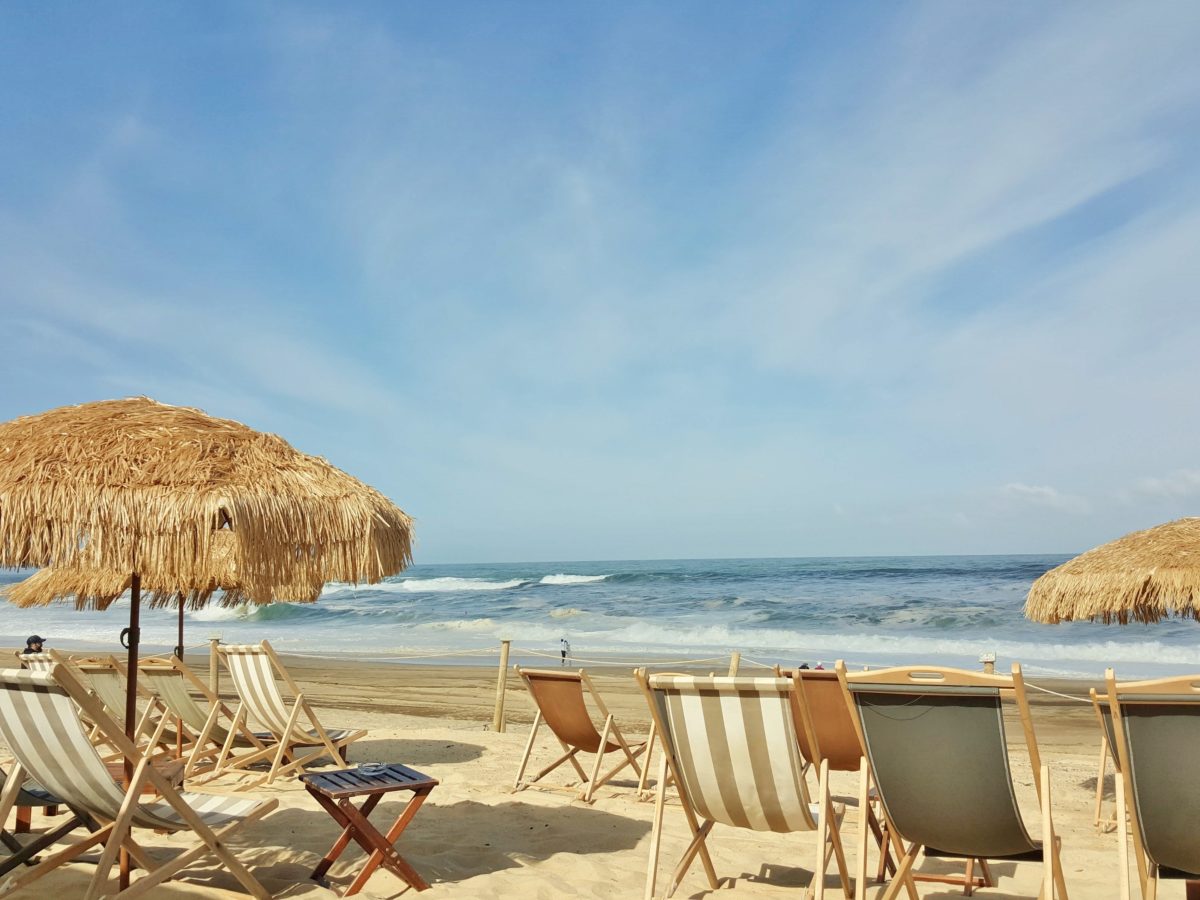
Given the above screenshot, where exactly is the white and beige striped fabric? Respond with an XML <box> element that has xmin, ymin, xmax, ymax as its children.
<box><xmin>0</xmin><ymin>669</ymin><xmax>260</xmax><ymax>831</ymax></box>
<box><xmin>17</xmin><ymin>653</ymin><xmax>54</xmax><ymax>673</ymax></box>
<box><xmin>141</xmin><ymin>667</ymin><xmax>211</xmax><ymax>734</ymax></box>
<box><xmin>647</xmin><ymin>674</ymin><xmax>818</xmax><ymax>834</ymax></box>
<box><xmin>79</xmin><ymin>665</ymin><xmax>134</xmax><ymax>724</ymax></box>
<box><xmin>221</xmin><ymin>645</ymin><xmax>355</xmax><ymax>743</ymax></box>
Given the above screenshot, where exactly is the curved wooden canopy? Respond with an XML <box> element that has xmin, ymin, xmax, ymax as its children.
<box><xmin>1024</xmin><ymin>517</ymin><xmax>1200</xmax><ymax>624</ymax></box>
<box><xmin>0</xmin><ymin>397</ymin><xmax>413</xmax><ymax>607</ymax></box>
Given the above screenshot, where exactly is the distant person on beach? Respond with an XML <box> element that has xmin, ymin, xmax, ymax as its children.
<box><xmin>798</xmin><ymin>662</ymin><xmax>810</xmax><ymax>670</ymax></box>
<box><xmin>560</xmin><ymin>638</ymin><xmax>570</xmax><ymax>666</ymax></box>
<box><xmin>22</xmin><ymin>635</ymin><xmax>45</xmax><ymax>655</ymax></box>
<box><xmin>814</xmin><ymin>661</ymin><xmax>825</xmax><ymax>670</ymax></box>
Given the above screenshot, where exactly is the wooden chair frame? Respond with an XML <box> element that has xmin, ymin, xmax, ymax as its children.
<box><xmin>23</xmin><ymin>651</ymin><xmax>177</xmax><ymax>769</ymax></box>
<box><xmin>1088</xmin><ymin>689</ymin><xmax>1119</xmax><ymax>833</ymax></box>
<box><xmin>138</xmin><ymin>657</ymin><xmax>274</xmax><ymax>780</ymax></box>
<box><xmin>835</xmin><ymin>662</ymin><xmax>1068</xmax><ymax>900</ymax></box>
<box><xmin>0</xmin><ymin>664</ymin><xmax>277</xmax><ymax>899</ymax></box>
<box><xmin>1104</xmin><ymin>668</ymin><xmax>1200</xmax><ymax>900</ymax></box>
<box><xmin>215</xmin><ymin>640</ymin><xmax>364</xmax><ymax>786</ymax></box>
<box><xmin>513</xmin><ymin>666</ymin><xmax>651</xmax><ymax>803</ymax></box>
<box><xmin>635</xmin><ymin>669</ymin><xmax>851</xmax><ymax>900</ymax></box>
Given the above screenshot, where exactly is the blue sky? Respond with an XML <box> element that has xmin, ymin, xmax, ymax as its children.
<box><xmin>3</xmin><ymin>3</ymin><xmax>1200</xmax><ymax>563</ymax></box>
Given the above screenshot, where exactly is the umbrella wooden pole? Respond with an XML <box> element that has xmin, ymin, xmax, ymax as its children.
<box><xmin>176</xmin><ymin>597</ymin><xmax>185</xmax><ymax>659</ymax></box>
<box><xmin>125</xmin><ymin>573</ymin><xmax>141</xmax><ymax>741</ymax></box>
<box><xmin>121</xmin><ymin>572</ymin><xmax>141</xmax><ymax>891</ymax></box>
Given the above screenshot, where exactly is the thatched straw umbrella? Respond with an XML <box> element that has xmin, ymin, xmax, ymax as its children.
<box><xmin>0</xmin><ymin>397</ymin><xmax>414</xmax><ymax>740</ymax></box>
<box><xmin>2</xmin><ymin>529</ymin><xmax>325</xmax><ymax>656</ymax></box>
<box><xmin>1024</xmin><ymin>517</ymin><xmax>1200</xmax><ymax>624</ymax></box>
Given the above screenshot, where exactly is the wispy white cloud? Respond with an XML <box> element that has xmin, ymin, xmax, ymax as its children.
<box><xmin>3</xmin><ymin>4</ymin><xmax>1200</xmax><ymax>559</ymax></box>
<box><xmin>999</xmin><ymin>483</ymin><xmax>1090</xmax><ymax>515</ymax></box>
<box><xmin>1129</xmin><ymin>470</ymin><xmax>1200</xmax><ymax>500</ymax></box>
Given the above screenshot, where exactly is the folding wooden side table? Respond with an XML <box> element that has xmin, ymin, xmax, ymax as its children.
<box><xmin>301</xmin><ymin>763</ymin><xmax>439</xmax><ymax>896</ymax></box>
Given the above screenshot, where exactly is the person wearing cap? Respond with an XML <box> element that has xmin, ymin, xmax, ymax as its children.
<box><xmin>22</xmin><ymin>635</ymin><xmax>45</xmax><ymax>655</ymax></box>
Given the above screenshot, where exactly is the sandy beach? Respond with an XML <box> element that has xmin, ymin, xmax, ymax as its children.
<box><xmin>0</xmin><ymin>651</ymin><xmax>1132</xmax><ymax>899</ymax></box>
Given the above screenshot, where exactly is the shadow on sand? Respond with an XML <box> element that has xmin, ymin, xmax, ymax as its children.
<box><xmin>262</xmin><ymin>797</ymin><xmax>650</xmax><ymax>893</ymax></box>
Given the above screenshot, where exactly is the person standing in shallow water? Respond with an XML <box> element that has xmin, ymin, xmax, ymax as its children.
<box><xmin>560</xmin><ymin>637</ymin><xmax>570</xmax><ymax>666</ymax></box>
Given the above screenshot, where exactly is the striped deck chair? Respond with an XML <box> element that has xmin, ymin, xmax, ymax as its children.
<box><xmin>68</xmin><ymin>657</ymin><xmax>179</xmax><ymax>761</ymax></box>
<box><xmin>216</xmin><ymin>641</ymin><xmax>365</xmax><ymax>785</ymax></box>
<box><xmin>836</xmin><ymin>662</ymin><xmax>1069</xmax><ymax>900</ymax></box>
<box><xmin>0</xmin><ymin>665</ymin><xmax>276</xmax><ymax>899</ymax></box>
<box><xmin>138</xmin><ymin>660</ymin><xmax>272</xmax><ymax>779</ymax></box>
<box><xmin>20</xmin><ymin>653</ymin><xmax>173</xmax><ymax>767</ymax></box>
<box><xmin>513</xmin><ymin>667</ymin><xmax>651</xmax><ymax>803</ymax></box>
<box><xmin>0</xmin><ymin>767</ymin><xmax>95</xmax><ymax>879</ymax></box>
<box><xmin>13</xmin><ymin>652</ymin><xmax>53</xmax><ymax>673</ymax></box>
<box><xmin>1104</xmin><ymin>669</ymin><xmax>1200</xmax><ymax>900</ymax></box>
<box><xmin>635</xmin><ymin>671</ymin><xmax>851</xmax><ymax>900</ymax></box>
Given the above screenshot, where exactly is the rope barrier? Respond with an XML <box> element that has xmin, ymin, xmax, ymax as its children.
<box><xmin>1023</xmin><ymin>681</ymin><xmax>1094</xmax><ymax>703</ymax></box>
<box><xmin>522</xmin><ymin>647</ymin><xmax>734</xmax><ymax>667</ymax></box>
<box><xmin>281</xmin><ymin>647</ymin><xmax>501</xmax><ymax>662</ymax></box>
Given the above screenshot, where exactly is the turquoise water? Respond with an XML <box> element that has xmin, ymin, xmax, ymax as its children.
<box><xmin>2</xmin><ymin>555</ymin><xmax>1197</xmax><ymax>677</ymax></box>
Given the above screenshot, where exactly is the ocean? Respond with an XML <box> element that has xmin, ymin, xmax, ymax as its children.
<box><xmin>2</xmin><ymin>555</ymin><xmax>1197</xmax><ymax>678</ymax></box>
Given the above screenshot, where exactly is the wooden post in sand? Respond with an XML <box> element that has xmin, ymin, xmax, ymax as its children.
<box><xmin>727</xmin><ymin>651</ymin><xmax>741</xmax><ymax>676</ymax></box>
<box><xmin>493</xmin><ymin>640</ymin><xmax>511</xmax><ymax>733</ymax></box>
<box><xmin>209</xmin><ymin>637</ymin><xmax>221</xmax><ymax>697</ymax></box>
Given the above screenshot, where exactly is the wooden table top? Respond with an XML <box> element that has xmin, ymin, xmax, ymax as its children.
<box><xmin>301</xmin><ymin>763</ymin><xmax>438</xmax><ymax>800</ymax></box>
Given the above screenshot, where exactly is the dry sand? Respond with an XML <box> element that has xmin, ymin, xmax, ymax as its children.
<box><xmin>2</xmin><ymin>654</ymin><xmax>1135</xmax><ymax>898</ymax></box>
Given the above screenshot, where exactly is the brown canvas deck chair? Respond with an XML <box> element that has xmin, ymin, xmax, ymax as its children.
<box><xmin>836</xmin><ymin>662</ymin><xmax>1068</xmax><ymax>900</ymax></box>
<box><xmin>216</xmin><ymin>641</ymin><xmax>365</xmax><ymax>785</ymax></box>
<box><xmin>138</xmin><ymin>659</ymin><xmax>273</xmax><ymax>779</ymax></box>
<box><xmin>781</xmin><ymin>668</ymin><xmax>991</xmax><ymax>897</ymax></box>
<box><xmin>1104</xmin><ymin>669</ymin><xmax>1200</xmax><ymax>900</ymax></box>
<box><xmin>512</xmin><ymin>667</ymin><xmax>651</xmax><ymax>803</ymax></box>
<box><xmin>635</xmin><ymin>671</ymin><xmax>851</xmax><ymax>900</ymax></box>
<box><xmin>0</xmin><ymin>665</ymin><xmax>277</xmax><ymax>898</ymax></box>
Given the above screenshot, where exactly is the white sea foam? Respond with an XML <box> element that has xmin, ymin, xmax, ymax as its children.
<box><xmin>191</xmin><ymin>605</ymin><xmax>250</xmax><ymax>622</ymax></box>
<box><xmin>540</xmin><ymin>574</ymin><xmax>608</xmax><ymax>585</ymax></box>
<box><xmin>396</xmin><ymin>578</ymin><xmax>526</xmax><ymax>593</ymax></box>
<box><xmin>549</xmin><ymin>608</ymin><xmax>584</xmax><ymax>618</ymax></box>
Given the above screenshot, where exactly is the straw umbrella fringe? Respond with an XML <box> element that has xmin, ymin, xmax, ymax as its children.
<box><xmin>0</xmin><ymin>396</ymin><xmax>413</xmax><ymax>744</ymax></box>
<box><xmin>2</xmin><ymin>529</ymin><xmax>325</xmax><ymax>611</ymax></box>
<box><xmin>1024</xmin><ymin>517</ymin><xmax>1200</xmax><ymax>625</ymax></box>
<box><xmin>0</xmin><ymin>397</ymin><xmax>412</xmax><ymax>589</ymax></box>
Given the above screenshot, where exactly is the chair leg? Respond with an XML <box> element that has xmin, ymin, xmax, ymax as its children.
<box><xmin>814</xmin><ymin>771</ymin><xmax>828</xmax><ymax>900</ymax></box>
<box><xmin>1094</xmin><ymin>737</ymin><xmax>1108</xmax><ymax>830</ymax></box>
<box><xmin>644</xmin><ymin>754</ymin><xmax>668</xmax><ymax>900</ymax></box>
<box><xmin>667</xmin><ymin>819</ymin><xmax>716</xmax><ymax>898</ymax></box>
<box><xmin>84</xmin><ymin>773</ymin><xmax>144</xmax><ymax>900</ymax></box>
<box><xmin>880</xmin><ymin>843</ymin><xmax>920</xmax><ymax>900</ymax></box>
<box><xmin>855</xmin><ymin>760</ymin><xmax>869</xmax><ymax>900</ymax></box>
<box><xmin>638</xmin><ymin>722</ymin><xmax>657</xmax><ymax>797</ymax></box>
<box><xmin>583</xmin><ymin>716</ymin><xmax>614</xmax><ymax>802</ymax></box>
<box><xmin>513</xmin><ymin>711</ymin><xmax>542</xmax><ymax>791</ymax></box>
<box><xmin>1040</xmin><ymin>765</ymin><xmax>1070</xmax><ymax>900</ymax></box>
<box><xmin>1116</xmin><ymin>774</ymin><xmax>1131</xmax><ymax>900</ymax></box>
